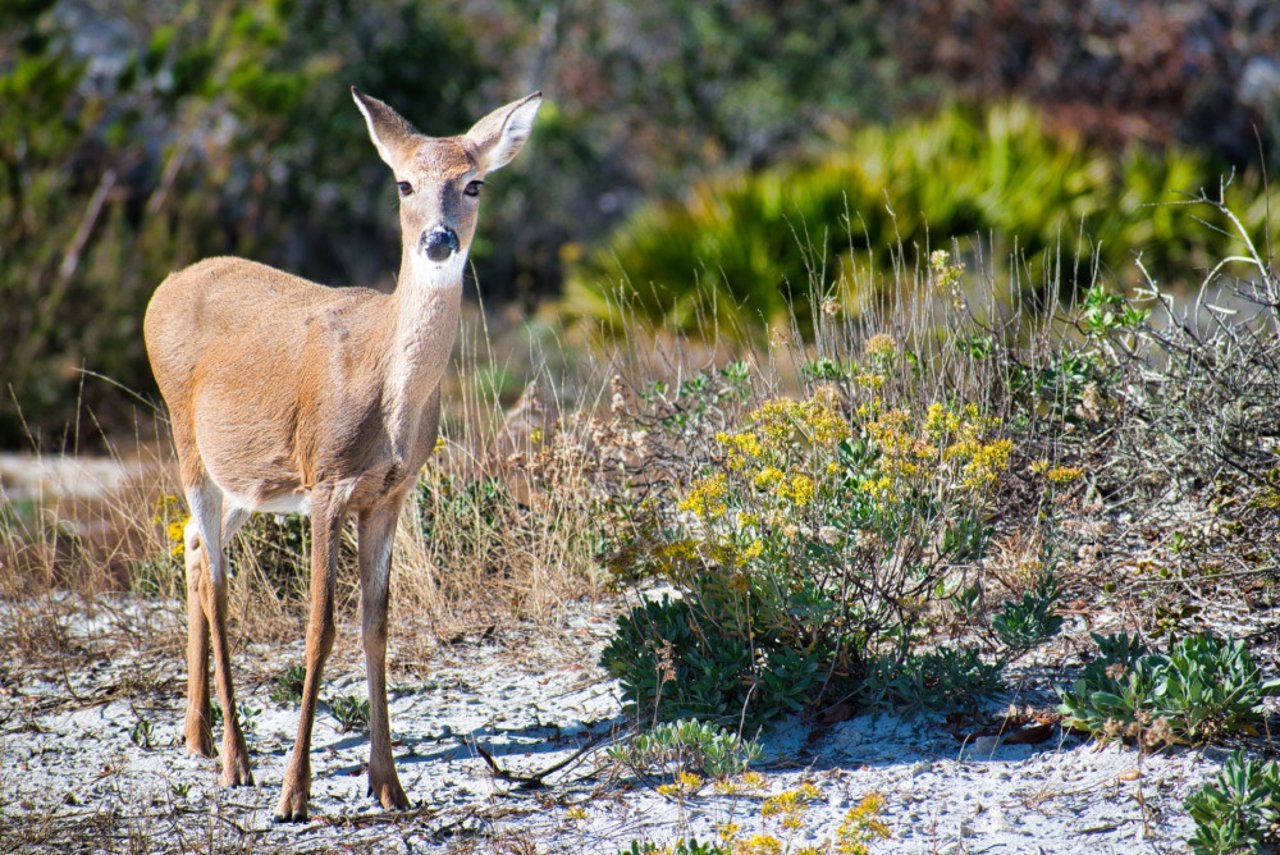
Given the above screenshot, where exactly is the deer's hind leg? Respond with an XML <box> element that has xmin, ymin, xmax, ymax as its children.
<box><xmin>184</xmin><ymin>478</ymin><xmax>253</xmax><ymax>786</ymax></box>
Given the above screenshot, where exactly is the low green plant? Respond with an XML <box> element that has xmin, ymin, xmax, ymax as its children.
<box><xmin>608</xmin><ymin>720</ymin><xmax>762</xmax><ymax>782</ymax></box>
<box><xmin>270</xmin><ymin>665</ymin><xmax>307</xmax><ymax>706</ymax></box>
<box><xmin>861</xmin><ymin>646</ymin><xmax>1005</xmax><ymax>714</ymax></box>
<box><xmin>1058</xmin><ymin>633</ymin><xmax>1280</xmax><ymax>749</ymax></box>
<box><xmin>328</xmin><ymin>694</ymin><xmax>370</xmax><ymax>733</ymax></box>
<box><xmin>618</xmin><ymin>841</ymin><xmax>727</xmax><ymax>855</ymax></box>
<box><xmin>991</xmin><ymin>569</ymin><xmax>1063</xmax><ymax>651</ymax></box>
<box><xmin>1186</xmin><ymin>750</ymin><xmax>1280</xmax><ymax>855</ymax></box>
<box><xmin>129</xmin><ymin>716</ymin><xmax>155</xmax><ymax>749</ymax></box>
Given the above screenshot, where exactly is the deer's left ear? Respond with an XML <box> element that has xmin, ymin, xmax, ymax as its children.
<box><xmin>465</xmin><ymin>92</ymin><xmax>542</xmax><ymax>174</ymax></box>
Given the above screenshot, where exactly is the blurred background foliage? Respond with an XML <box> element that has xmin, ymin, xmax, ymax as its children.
<box><xmin>563</xmin><ymin>102</ymin><xmax>1280</xmax><ymax>339</ymax></box>
<box><xmin>2</xmin><ymin>0</ymin><xmax>1279</xmax><ymax>447</ymax></box>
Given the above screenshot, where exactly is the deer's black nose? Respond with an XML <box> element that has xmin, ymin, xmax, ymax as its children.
<box><xmin>421</xmin><ymin>227</ymin><xmax>459</xmax><ymax>262</ymax></box>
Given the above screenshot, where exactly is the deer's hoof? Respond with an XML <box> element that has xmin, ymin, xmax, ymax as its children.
<box><xmin>219</xmin><ymin>753</ymin><xmax>254</xmax><ymax>787</ymax></box>
<box><xmin>274</xmin><ymin>777</ymin><xmax>310</xmax><ymax>822</ymax></box>
<box><xmin>369</xmin><ymin>776</ymin><xmax>411</xmax><ymax>811</ymax></box>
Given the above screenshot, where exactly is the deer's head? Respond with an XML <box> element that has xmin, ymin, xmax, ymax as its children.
<box><xmin>351</xmin><ymin>87</ymin><xmax>542</xmax><ymax>288</ymax></box>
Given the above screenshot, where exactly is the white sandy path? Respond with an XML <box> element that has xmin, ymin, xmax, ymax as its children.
<box><xmin>0</xmin><ymin>600</ymin><xmax>1227</xmax><ymax>853</ymax></box>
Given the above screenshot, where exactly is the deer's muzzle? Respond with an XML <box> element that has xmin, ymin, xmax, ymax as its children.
<box><xmin>420</xmin><ymin>227</ymin><xmax>459</xmax><ymax>263</ymax></box>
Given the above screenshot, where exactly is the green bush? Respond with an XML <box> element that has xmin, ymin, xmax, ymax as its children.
<box><xmin>607</xmin><ymin>719</ymin><xmax>762</xmax><ymax>782</ymax></box>
<box><xmin>1058</xmin><ymin>633</ymin><xmax>1280</xmax><ymax>749</ymax></box>
<box><xmin>563</xmin><ymin>102</ymin><xmax>1280</xmax><ymax>339</ymax></box>
<box><xmin>602</xmin><ymin>375</ymin><xmax>1020</xmax><ymax>725</ymax></box>
<box><xmin>1186</xmin><ymin>750</ymin><xmax>1280</xmax><ymax>855</ymax></box>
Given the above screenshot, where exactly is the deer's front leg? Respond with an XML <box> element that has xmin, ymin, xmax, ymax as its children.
<box><xmin>359</xmin><ymin>500</ymin><xmax>410</xmax><ymax>811</ymax></box>
<box><xmin>276</xmin><ymin>490</ymin><xmax>343</xmax><ymax>822</ymax></box>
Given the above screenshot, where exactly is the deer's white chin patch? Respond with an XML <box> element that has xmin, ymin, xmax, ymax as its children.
<box><xmin>411</xmin><ymin>251</ymin><xmax>467</xmax><ymax>290</ymax></box>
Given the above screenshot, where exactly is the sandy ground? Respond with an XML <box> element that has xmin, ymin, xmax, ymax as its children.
<box><xmin>0</xmin><ymin>596</ymin><xmax>1242</xmax><ymax>855</ymax></box>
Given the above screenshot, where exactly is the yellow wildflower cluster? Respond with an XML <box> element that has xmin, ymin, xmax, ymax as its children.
<box><xmin>152</xmin><ymin>494</ymin><xmax>188</xmax><ymax>559</ymax></box>
<box><xmin>750</xmin><ymin>391</ymin><xmax>849</xmax><ymax>449</ymax></box>
<box><xmin>867</xmin><ymin>402</ymin><xmax>1011</xmax><ymax>501</ymax></box>
<box><xmin>717</xmin><ymin>429</ymin><xmax>765</xmax><ymax>469</ymax></box>
<box><xmin>1030</xmin><ymin>459</ymin><xmax>1083</xmax><ymax>485</ymax></box>
<box><xmin>753</xmin><ymin>466</ymin><xmax>785</xmax><ymax>491</ymax></box>
<box><xmin>775</xmin><ymin>473</ymin><xmax>816</xmax><ymax>507</ymax></box>
<box><xmin>930</xmin><ymin>248</ymin><xmax>966</xmax><ymax>294</ymax></box>
<box><xmin>834</xmin><ymin>792</ymin><xmax>892</xmax><ymax>854</ymax></box>
<box><xmin>656</xmin><ymin>770</ymin><xmax>704</xmax><ymax>799</ymax></box>
<box><xmin>760</xmin><ymin>782</ymin><xmax>823</xmax><ymax>831</ymax></box>
<box><xmin>678</xmin><ymin>473</ymin><xmax>729</xmax><ymax>519</ymax></box>
<box><xmin>960</xmin><ymin>438</ymin><xmax>1013</xmax><ymax>492</ymax></box>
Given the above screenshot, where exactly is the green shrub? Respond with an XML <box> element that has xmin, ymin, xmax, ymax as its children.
<box><xmin>860</xmin><ymin>646</ymin><xmax>1005</xmax><ymax>715</ymax></box>
<box><xmin>1058</xmin><ymin>633</ymin><xmax>1280</xmax><ymax>749</ymax></box>
<box><xmin>602</xmin><ymin>377</ymin><xmax>1018</xmax><ymax>725</ymax></box>
<box><xmin>607</xmin><ymin>719</ymin><xmax>762</xmax><ymax>782</ymax></box>
<box><xmin>1186</xmin><ymin>750</ymin><xmax>1280</xmax><ymax>855</ymax></box>
<box><xmin>991</xmin><ymin>569</ymin><xmax>1063</xmax><ymax>651</ymax></box>
<box><xmin>564</xmin><ymin>102</ymin><xmax>1280</xmax><ymax>339</ymax></box>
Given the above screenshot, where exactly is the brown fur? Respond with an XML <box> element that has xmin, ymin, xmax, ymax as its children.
<box><xmin>143</xmin><ymin>88</ymin><xmax>541</xmax><ymax>821</ymax></box>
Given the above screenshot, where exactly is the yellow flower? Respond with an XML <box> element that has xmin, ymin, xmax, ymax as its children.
<box><xmin>678</xmin><ymin>473</ymin><xmax>729</xmax><ymax>519</ymax></box>
<box><xmin>741</xmin><ymin>834</ymin><xmax>783</xmax><ymax>855</ymax></box>
<box><xmin>565</xmin><ymin>805</ymin><xmax>587</xmax><ymax>821</ymax></box>
<box><xmin>776</xmin><ymin>473</ymin><xmax>815</xmax><ymax>507</ymax></box>
<box><xmin>1046</xmin><ymin>466</ymin><xmax>1083</xmax><ymax>485</ymax></box>
<box><xmin>753</xmin><ymin>466</ymin><xmax>785</xmax><ymax>491</ymax></box>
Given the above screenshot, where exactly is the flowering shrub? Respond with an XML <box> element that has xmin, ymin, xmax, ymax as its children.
<box><xmin>603</xmin><ymin>368</ymin><xmax>1016</xmax><ymax>724</ymax></box>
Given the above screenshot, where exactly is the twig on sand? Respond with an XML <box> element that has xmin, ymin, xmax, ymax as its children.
<box><xmin>474</xmin><ymin>732</ymin><xmax>609</xmax><ymax>790</ymax></box>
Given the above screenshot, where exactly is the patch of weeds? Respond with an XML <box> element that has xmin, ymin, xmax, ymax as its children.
<box><xmin>129</xmin><ymin>716</ymin><xmax>155</xmax><ymax>749</ymax></box>
<box><xmin>1058</xmin><ymin>633</ymin><xmax>1280</xmax><ymax>749</ymax></box>
<box><xmin>1186</xmin><ymin>750</ymin><xmax>1280</xmax><ymax>855</ymax></box>
<box><xmin>238</xmin><ymin>704</ymin><xmax>260</xmax><ymax>735</ymax></box>
<box><xmin>618</xmin><ymin>841</ymin><xmax>727</xmax><ymax>855</ymax></box>
<box><xmin>862</xmin><ymin>646</ymin><xmax>1004</xmax><ymax>714</ymax></box>
<box><xmin>991</xmin><ymin>568</ymin><xmax>1063</xmax><ymax>651</ymax></box>
<box><xmin>170</xmin><ymin>781</ymin><xmax>192</xmax><ymax>800</ymax></box>
<box><xmin>269</xmin><ymin>665</ymin><xmax>307</xmax><ymax>706</ymax></box>
<box><xmin>328</xmin><ymin>694</ymin><xmax>370</xmax><ymax>733</ymax></box>
<box><xmin>208</xmin><ymin>701</ymin><xmax>260</xmax><ymax>735</ymax></box>
<box><xmin>608</xmin><ymin>720</ymin><xmax>762</xmax><ymax>783</ymax></box>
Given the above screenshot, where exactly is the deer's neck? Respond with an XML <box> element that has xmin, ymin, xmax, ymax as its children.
<box><xmin>382</xmin><ymin>251</ymin><xmax>464</xmax><ymax>439</ymax></box>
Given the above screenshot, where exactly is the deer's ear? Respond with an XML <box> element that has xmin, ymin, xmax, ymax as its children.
<box><xmin>352</xmin><ymin>87</ymin><xmax>419</xmax><ymax>168</ymax></box>
<box><xmin>465</xmin><ymin>92</ymin><xmax>542</xmax><ymax>174</ymax></box>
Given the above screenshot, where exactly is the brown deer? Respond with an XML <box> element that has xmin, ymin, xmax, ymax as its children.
<box><xmin>143</xmin><ymin>87</ymin><xmax>541</xmax><ymax>821</ymax></box>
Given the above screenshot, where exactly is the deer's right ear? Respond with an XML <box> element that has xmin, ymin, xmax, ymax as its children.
<box><xmin>352</xmin><ymin>87</ymin><xmax>418</xmax><ymax>168</ymax></box>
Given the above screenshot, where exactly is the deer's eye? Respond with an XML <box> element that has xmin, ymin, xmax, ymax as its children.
<box><xmin>464</xmin><ymin>180</ymin><xmax>484</xmax><ymax>198</ymax></box>
<box><xmin>397</xmin><ymin>181</ymin><xmax>413</xmax><ymax>197</ymax></box>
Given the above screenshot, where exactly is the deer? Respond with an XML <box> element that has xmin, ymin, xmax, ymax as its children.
<box><xmin>143</xmin><ymin>87</ymin><xmax>542</xmax><ymax>821</ymax></box>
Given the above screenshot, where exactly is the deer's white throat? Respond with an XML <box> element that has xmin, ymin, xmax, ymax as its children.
<box><xmin>408</xmin><ymin>250</ymin><xmax>468</xmax><ymax>291</ymax></box>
